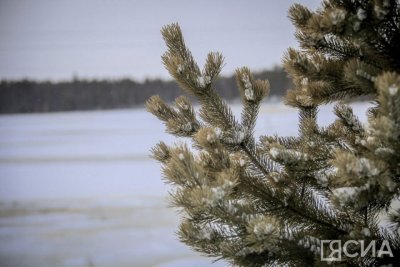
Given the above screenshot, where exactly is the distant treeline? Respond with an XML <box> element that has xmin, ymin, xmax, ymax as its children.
<box><xmin>0</xmin><ymin>67</ymin><xmax>292</xmax><ymax>114</ymax></box>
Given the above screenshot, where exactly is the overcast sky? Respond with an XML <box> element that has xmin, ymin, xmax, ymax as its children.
<box><xmin>0</xmin><ymin>0</ymin><xmax>321</xmax><ymax>81</ymax></box>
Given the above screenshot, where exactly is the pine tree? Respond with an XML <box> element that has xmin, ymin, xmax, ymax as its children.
<box><xmin>146</xmin><ymin>0</ymin><xmax>400</xmax><ymax>266</ymax></box>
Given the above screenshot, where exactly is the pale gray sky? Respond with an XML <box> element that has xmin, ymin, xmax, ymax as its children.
<box><xmin>0</xmin><ymin>0</ymin><xmax>321</xmax><ymax>81</ymax></box>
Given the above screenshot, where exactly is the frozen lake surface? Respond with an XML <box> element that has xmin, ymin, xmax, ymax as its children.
<box><xmin>0</xmin><ymin>102</ymin><xmax>370</xmax><ymax>267</ymax></box>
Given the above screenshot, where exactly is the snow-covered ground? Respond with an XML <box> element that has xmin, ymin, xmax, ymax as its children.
<box><xmin>0</xmin><ymin>101</ymin><xmax>370</xmax><ymax>267</ymax></box>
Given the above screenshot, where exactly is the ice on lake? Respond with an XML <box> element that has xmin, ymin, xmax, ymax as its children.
<box><xmin>0</xmin><ymin>102</ymin><xmax>370</xmax><ymax>267</ymax></box>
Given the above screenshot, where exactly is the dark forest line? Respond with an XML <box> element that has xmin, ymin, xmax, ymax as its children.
<box><xmin>0</xmin><ymin>67</ymin><xmax>292</xmax><ymax>114</ymax></box>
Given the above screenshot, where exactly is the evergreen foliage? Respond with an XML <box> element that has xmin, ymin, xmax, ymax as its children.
<box><xmin>147</xmin><ymin>0</ymin><xmax>400</xmax><ymax>265</ymax></box>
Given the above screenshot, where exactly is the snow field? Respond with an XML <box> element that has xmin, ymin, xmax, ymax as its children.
<box><xmin>0</xmin><ymin>102</ymin><xmax>370</xmax><ymax>267</ymax></box>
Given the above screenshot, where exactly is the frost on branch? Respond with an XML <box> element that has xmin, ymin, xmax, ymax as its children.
<box><xmin>242</xmin><ymin>74</ymin><xmax>254</xmax><ymax>101</ymax></box>
<box><xmin>356</xmin><ymin>8</ymin><xmax>367</xmax><ymax>21</ymax></box>
<box><xmin>329</xmin><ymin>9</ymin><xmax>346</xmax><ymax>25</ymax></box>
<box><xmin>388</xmin><ymin>84</ymin><xmax>398</xmax><ymax>96</ymax></box>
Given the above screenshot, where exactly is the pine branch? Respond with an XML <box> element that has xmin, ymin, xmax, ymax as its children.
<box><xmin>149</xmin><ymin>1</ymin><xmax>400</xmax><ymax>265</ymax></box>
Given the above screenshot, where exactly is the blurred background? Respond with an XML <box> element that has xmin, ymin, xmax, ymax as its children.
<box><xmin>0</xmin><ymin>1</ymin><xmax>336</xmax><ymax>266</ymax></box>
